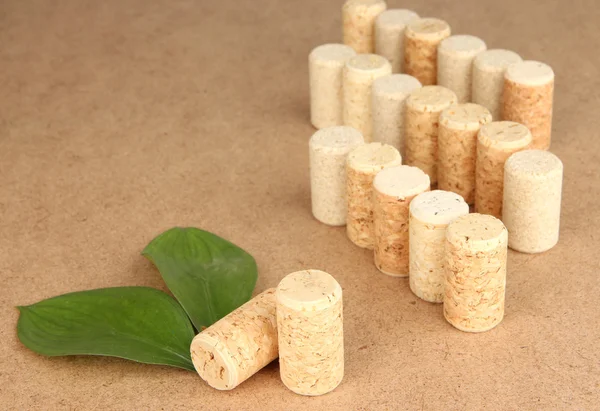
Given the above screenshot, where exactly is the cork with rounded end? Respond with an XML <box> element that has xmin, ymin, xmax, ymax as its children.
<box><xmin>309</xmin><ymin>44</ymin><xmax>357</xmax><ymax>129</ymax></box>
<box><xmin>409</xmin><ymin>190</ymin><xmax>469</xmax><ymax>303</ymax></box>
<box><xmin>374</xmin><ymin>9</ymin><xmax>419</xmax><ymax>73</ymax></box>
<box><xmin>475</xmin><ymin>121</ymin><xmax>532</xmax><ymax>218</ymax></box>
<box><xmin>404</xmin><ymin>18</ymin><xmax>451</xmax><ymax>86</ymax></box>
<box><xmin>404</xmin><ymin>86</ymin><xmax>458</xmax><ymax>184</ymax></box>
<box><xmin>444</xmin><ymin>214</ymin><xmax>508</xmax><ymax>333</ymax></box>
<box><xmin>372</xmin><ymin>74</ymin><xmax>422</xmax><ymax>156</ymax></box>
<box><xmin>190</xmin><ymin>289</ymin><xmax>278</xmax><ymax>390</ymax></box>
<box><xmin>503</xmin><ymin>61</ymin><xmax>554</xmax><ymax>150</ymax></box>
<box><xmin>342</xmin><ymin>0</ymin><xmax>387</xmax><ymax>54</ymax></box>
<box><xmin>472</xmin><ymin>49</ymin><xmax>522</xmax><ymax>120</ymax></box>
<box><xmin>502</xmin><ymin>150</ymin><xmax>563</xmax><ymax>253</ymax></box>
<box><xmin>346</xmin><ymin>143</ymin><xmax>402</xmax><ymax>249</ymax></box>
<box><xmin>438</xmin><ymin>103</ymin><xmax>492</xmax><ymax>204</ymax></box>
<box><xmin>373</xmin><ymin>165</ymin><xmax>430</xmax><ymax>277</ymax></box>
<box><xmin>309</xmin><ymin>126</ymin><xmax>365</xmax><ymax>226</ymax></box>
<box><xmin>276</xmin><ymin>270</ymin><xmax>344</xmax><ymax>396</ymax></box>
<box><xmin>343</xmin><ymin>54</ymin><xmax>392</xmax><ymax>142</ymax></box>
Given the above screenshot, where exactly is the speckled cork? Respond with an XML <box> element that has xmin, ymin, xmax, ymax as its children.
<box><xmin>404</xmin><ymin>86</ymin><xmax>458</xmax><ymax>184</ymax></box>
<box><xmin>343</xmin><ymin>54</ymin><xmax>392</xmax><ymax>142</ymax></box>
<box><xmin>472</xmin><ymin>49</ymin><xmax>522</xmax><ymax>120</ymax></box>
<box><xmin>503</xmin><ymin>60</ymin><xmax>554</xmax><ymax>150</ymax></box>
<box><xmin>309</xmin><ymin>126</ymin><xmax>365</xmax><ymax>226</ymax></box>
<box><xmin>346</xmin><ymin>142</ymin><xmax>402</xmax><ymax>249</ymax></box>
<box><xmin>475</xmin><ymin>121</ymin><xmax>532</xmax><ymax>218</ymax></box>
<box><xmin>437</xmin><ymin>35</ymin><xmax>487</xmax><ymax>103</ymax></box>
<box><xmin>309</xmin><ymin>44</ymin><xmax>357</xmax><ymax>129</ymax></box>
<box><xmin>190</xmin><ymin>289</ymin><xmax>279</xmax><ymax>390</ymax></box>
<box><xmin>503</xmin><ymin>150</ymin><xmax>563</xmax><ymax>253</ymax></box>
<box><xmin>342</xmin><ymin>0</ymin><xmax>387</xmax><ymax>54</ymax></box>
<box><xmin>404</xmin><ymin>18</ymin><xmax>451</xmax><ymax>86</ymax></box>
<box><xmin>438</xmin><ymin>103</ymin><xmax>492</xmax><ymax>204</ymax></box>
<box><xmin>444</xmin><ymin>214</ymin><xmax>508</xmax><ymax>333</ymax></box>
<box><xmin>373</xmin><ymin>165</ymin><xmax>430</xmax><ymax>276</ymax></box>
<box><xmin>276</xmin><ymin>270</ymin><xmax>344</xmax><ymax>396</ymax></box>
<box><xmin>409</xmin><ymin>190</ymin><xmax>469</xmax><ymax>303</ymax></box>
<box><xmin>374</xmin><ymin>9</ymin><xmax>419</xmax><ymax>73</ymax></box>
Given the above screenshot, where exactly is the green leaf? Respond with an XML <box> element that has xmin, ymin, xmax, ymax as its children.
<box><xmin>142</xmin><ymin>227</ymin><xmax>258</xmax><ymax>330</ymax></box>
<box><xmin>17</xmin><ymin>287</ymin><xmax>196</xmax><ymax>370</ymax></box>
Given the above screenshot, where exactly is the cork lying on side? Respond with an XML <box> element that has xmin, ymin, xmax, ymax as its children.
<box><xmin>404</xmin><ymin>18</ymin><xmax>451</xmax><ymax>85</ymax></box>
<box><xmin>375</xmin><ymin>9</ymin><xmax>419</xmax><ymax>73</ymax></box>
<box><xmin>342</xmin><ymin>0</ymin><xmax>387</xmax><ymax>53</ymax></box>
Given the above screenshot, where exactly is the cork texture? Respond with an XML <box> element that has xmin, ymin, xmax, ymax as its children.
<box><xmin>342</xmin><ymin>0</ymin><xmax>387</xmax><ymax>54</ymax></box>
<box><xmin>404</xmin><ymin>18</ymin><xmax>451</xmax><ymax>86</ymax></box>
<box><xmin>374</xmin><ymin>9</ymin><xmax>419</xmax><ymax>73</ymax></box>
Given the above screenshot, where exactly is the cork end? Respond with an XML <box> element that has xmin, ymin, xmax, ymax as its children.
<box><xmin>373</xmin><ymin>165</ymin><xmax>430</xmax><ymax>199</ymax></box>
<box><xmin>376</xmin><ymin>9</ymin><xmax>419</xmax><ymax>29</ymax></box>
<box><xmin>504</xmin><ymin>149</ymin><xmax>563</xmax><ymax>177</ymax></box>
<box><xmin>373</xmin><ymin>74</ymin><xmax>422</xmax><ymax>98</ymax></box>
<box><xmin>191</xmin><ymin>334</ymin><xmax>239</xmax><ymax>390</ymax></box>
<box><xmin>346</xmin><ymin>54</ymin><xmax>391</xmax><ymax>73</ymax></box>
<box><xmin>309</xmin><ymin>126</ymin><xmax>365</xmax><ymax>154</ymax></box>
<box><xmin>277</xmin><ymin>270</ymin><xmax>342</xmax><ymax>311</ymax></box>
<box><xmin>438</xmin><ymin>34</ymin><xmax>487</xmax><ymax>56</ymax></box>
<box><xmin>478</xmin><ymin>121</ymin><xmax>532</xmax><ymax>150</ymax></box>
<box><xmin>440</xmin><ymin>103</ymin><xmax>492</xmax><ymax>131</ymax></box>
<box><xmin>347</xmin><ymin>142</ymin><xmax>402</xmax><ymax>172</ymax></box>
<box><xmin>406</xmin><ymin>85</ymin><xmax>458</xmax><ymax>112</ymax></box>
<box><xmin>505</xmin><ymin>60</ymin><xmax>554</xmax><ymax>86</ymax></box>
<box><xmin>446</xmin><ymin>213</ymin><xmax>508</xmax><ymax>250</ymax></box>
<box><xmin>406</xmin><ymin>18</ymin><xmax>451</xmax><ymax>41</ymax></box>
<box><xmin>409</xmin><ymin>190</ymin><xmax>469</xmax><ymax>225</ymax></box>
<box><xmin>344</xmin><ymin>0</ymin><xmax>386</xmax><ymax>9</ymax></box>
<box><xmin>474</xmin><ymin>49</ymin><xmax>522</xmax><ymax>71</ymax></box>
<box><xmin>309</xmin><ymin>44</ymin><xmax>356</xmax><ymax>65</ymax></box>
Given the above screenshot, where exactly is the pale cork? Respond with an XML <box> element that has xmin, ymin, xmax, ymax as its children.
<box><xmin>404</xmin><ymin>86</ymin><xmax>458</xmax><ymax>184</ymax></box>
<box><xmin>342</xmin><ymin>0</ymin><xmax>387</xmax><ymax>54</ymax></box>
<box><xmin>503</xmin><ymin>60</ymin><xmax>554</xmax><ymax>150</ymax></box>
<box><xmin>404</xmin><ymin>18</ymin><xmax>451</xmax><ymax>86</ymax></box>
<box><xmin>276</xmin><ymin>270</ymin><xmax>344</xmax><ymax>396</ymax></box>
<box><xmin>190</xmin><ymin>289</ymin><xmax>278</xmax><ymax>390</ymax></box>
<box><xmin>309</xmin><ymin>126</ymin><xmax>365</xmax><ymax>226</ymax></box>
<box><xmin>346</xmin><ymin>142</ymin><xmax>402</xmax><ymax>249</ymax></box>
<box><xmin>474</xmin><ymin>121</ymin><xmax>532</xmax><ymax>218</ymax></box>
<box><xmin>343</xmin><ymin>54</ymin><xmax>392</xmax><ymax>142</ymax></box>
<box><xmin>409</xmin><ymin>190</ymin><xmax>469</xmax><ymax>303</ymax></box>
<box><xmin>374</xmin><ymin>9</ymin><xmax>419</xmax><ymax>73</ymax></box>
<box><xmin>444</xmin><ymin>214</ymin><xmax>508</xmax><ymax>333</ymax></box>
<box><xmin>309</xmin><ymin>44</ymin><xmax>357</xmax><ymax>129</ymax></box>
<box><xmin>472</xmin><ymin>49</ymin><xmax>522</xmax><ymax>120</ymax></box>
<box><xmin>503</xmin><ymin>150</ymin><xmax>563</xmax><ymax>253</ymax></box>
<box><xmin>438</xmin><ymin>103</ymin><xmax>492</xmax><ymax>204</ymax></box>
<box><xmin>373</xmin><ymin>165</ymin><xmax>430</xmax><ymax>277</ymax></box>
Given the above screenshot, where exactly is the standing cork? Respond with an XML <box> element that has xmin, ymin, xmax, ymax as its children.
<box><xmin>437</xmin><ymin>35</ymin><xmax>487</xmax><ymax>103</ymax></box>
<box><xmin>475</xmin><ymin>121</ymin><xmax>532</xmax><ymax>218</ymax></box>
<box><xmin>309</xmin><ymin>44</ymin><xmax>357</xmax><ymax>129</ymax></box>
<box><xmin>404</xmin><ymin>86</ymin><xmax>458</xmax><ymax>184</ymax></box>
<box><xmin>277</xmin><ymin>270</ymin><xmax>344</xmax><ymax>396</ymax></box>
<box><xmin>503</xmin><ymin>60</ymin><xmax>554</xmax><ymax>150</ymax></box>
<box><xmin>409</xmin><ymin>190</ymin><xmax>469</xmax><ymax>303</ymax></box>
<box><xmin>404</xmin><ymin>18</ymin><xmax>451</xmax><ymax>86</ymax></box>
<box><xmin>503</xmin><ymin>150</ymin><xmax>563</xmax><ymax>253</ymax></box>
<box><xmin>342</xmin><ymin>0</ymin><xmax>387</xmax><ymax>53</ymax></box>
<box><xmin>438</xmin><ymin>103</ymin><xmax>492</xmax><ymax>204</ymax></box>
<box><xmin>373</xmin><ymin>165</ymin><xmax>430</xmax><ymax>276</ymax></box>
<box><xmin>190</xmin><ymin>289</ymin><xmax>278</xmax><ymax>390</ymax></box>
<box><xmin>374</xmin><ymin>9</ymin><xmax>419</xmax><ymax>73</ymax></box>
<box><xmin>444</xmin><ymin>214</ymin><xmax>508</xmax><ymax>333</ymax></box>
<box><xmin>472</xmin><ymin>49</ymin><xmax>522</xmax><ymax>120</ymax></box>
<box><xmin>346</xmin><ymin>143</ymin><xmax>402</xmax><ymax>249</ymax></box>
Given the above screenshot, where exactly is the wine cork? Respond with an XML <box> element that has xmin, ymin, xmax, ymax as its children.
<box><xmin>475</xmin><ymin>121</ymin><xmax>532</xmax><ymax>218</ymax></box>
<box><xmin>437</xmin><ymin>35</ymin><xmax>487</xmax><ymax>103</ymax></box>
<box><xmin>444</xmin><ymin>214</ymin><xmax>508</xmax><ymax>333</ymax></box>
<box><xmin>502</xmin><ymin>150</ymin><xmax>563</xmax><ymax>253</ymax></box>
<box><xmin>276</xmin><ymin>270</ymin><xmax>344</xmax><ymax>396</ymax></box>
<box><xmin>342</xmin><ymin>0</ymin><xmax>387</xmax><ymax>53</ymax></box>
<box><xmin>309</xmin><ymin>126</ymin><xmax>365</xmax><ymax>226</ymax></box>
<box><xmin>343</xmin><ymin>54</ymin><xmax>392</xmax><ymax>142</ymax></box>
<box><xmin>404</xmin><ymin>86</ymin><xmax>458</xmax><ymax>184</ymax></box>
<box><xmin>373</xmin><ymin>165</ymin><xmax>430</xmax><ymax>277</ymax></box>
<box><xmin>372</xmin><ymin>74</ymin><xmax>422</xmax><ymax>156</ymax></box>
<box><xmin>346</xmin><ymin>143</ymin><xmax>402</xmax><ymax>249</ymax></box>
<box><xmin>404</xmin><ymin>18</ymin><xmax>451</xmax><ymax>86</ymax></box>
<box><xmin>409</xmin><ymin>190</ymin><xmax>469</xmax><ymax>303</ymax></box>
<box><xmin>190</xmin><ymin>289</ymin><xmax>278</xmax><ymax>390</ymax></box>
<box><xmin>472</xmin><ymin>49</ymin><xmax>522</xmax><ymax>120</ymax></box>
<box><xmin>309</xmin><ymin>44</ymin><xmax>357</xmax><ymax>129</ymax></box>
<box><xmin>438</xmin><ymin>103</ymin><xmax>492</xmax><ymax>204</ymax></box>
<box><xmin>503</xmin><ymin>61</ymin><xmax>555</xmax><ymax>150</ymax></box>
<box><xmin>374</xmin><ymin>9</ymin><xmax>419</xmax><ymax>73</ymax></box>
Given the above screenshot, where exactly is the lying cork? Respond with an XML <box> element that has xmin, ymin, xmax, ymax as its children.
<box><xmin>409</xmin><ymin>190</ymin><xmax>469</xmax><ymax>303</ymax></box>
<box><xmin>374</xmin><ymin>9</ymin><xmax>419</xmax><ymax>73</ymax></box>
<box><xmin>190</xmin><ymin>289</ymin><xmax>278</xmax><ymax>390</ymax></box>
<box><xmin>444</xmin><ymin>214</ymin><xmax>508</xmax><ymax>333</ymax></box>
<box><xmin>404</xmin><ymin>18</ymin><xmax>451</xmax><ymax>85</ymax></box>
<box><xmin>373</xmin><ymin>165</ymin><xmax>430</xmax><ymax>276</ymax></box>
<box><xmin>342</xmin><ymin>0</ymin><xmax>387</xmax><ymax>53</ymax></box>
<box><xmin>503</xmin><ymin>150</ymin><xmax>563</xmax><ymax>253</ymax></box>
<box><xmin>277</xmin><ymin>270</ymin><xmax>344</xmax><ymax>396</ymax></box>
<box><xmin>475</xmin><ymin>121</ymin><xmax>532</xmax><ymax>218</ymax></box>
